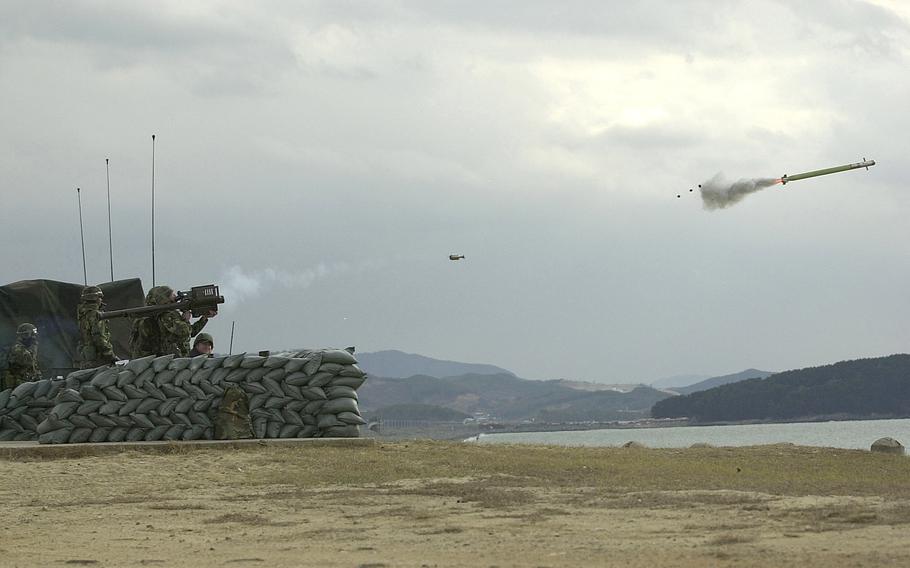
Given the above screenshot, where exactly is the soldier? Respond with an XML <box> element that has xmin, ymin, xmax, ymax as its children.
<box><xmin>2</xmin><ymin>323</ymin><xmax>42</xmax><ymax>390</ymax></box>
<box><xmin>130</xmin><ymin>285</ymin><xmax>213</xmax><ymax>358</ymax></box>
<box><xmin>214</xmin><ymin>385</ymin><xmax>254</xmax><ymax>440</ymax></box>
<box><xmin>76</xmin><ymin>286</ymin><xmax>118</xmax><ymax>369</ymax></box>
<box><xmin>189</xmin><ymin>332</ymin><xmax>214</xmax><ymax>358</ymax></box>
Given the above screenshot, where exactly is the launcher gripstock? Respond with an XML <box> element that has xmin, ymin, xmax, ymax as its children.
<box><xmin>98</xmin><ymin>284</ymin><xmax>225</xmax><ymax>320</ymax></box>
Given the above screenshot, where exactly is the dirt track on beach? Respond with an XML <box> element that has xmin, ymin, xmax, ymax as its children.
<box><xmin>2</xmin><ymin>441</ymin><xmax>909</xmax><ymax>567</ymax></box>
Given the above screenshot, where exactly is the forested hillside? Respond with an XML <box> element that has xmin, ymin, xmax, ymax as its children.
<box><xmin>651</xmin><ymin>354</ymin><xmax>910</xmax><ymax>422</ymax></box>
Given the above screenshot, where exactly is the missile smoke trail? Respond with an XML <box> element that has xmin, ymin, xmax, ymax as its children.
<box><xmin>699</xmin><ymin>174</ymin><xmax>780</xmax><ymax>210</ymax></box>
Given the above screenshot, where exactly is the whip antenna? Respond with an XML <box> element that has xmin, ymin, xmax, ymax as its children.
<box><xmin>106</xmin><ymin>157</ymin><xmax>114</xmax><ymax>282</ymax></box>
<box><xmin>77</xmin><ymin>187</ymin><xmax>87</xmax><ymax>285</ymax></box>
<box><xmin>229</xmin><ymin>321</ymin><xmax>236</xmax><ymax>355</ymax></box>
<box><xmin>151</xmin><ymin>134</ymin><xmax>156</xmax><ymax>286</ymax></box>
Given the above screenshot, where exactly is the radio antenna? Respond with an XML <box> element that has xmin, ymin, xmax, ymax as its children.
<box><xmin>229</xmin><ymin>320</ymin><xmax>236</xmax><ymax>355</ymax></box>
<box><xmin>106</xmin><ymin>157</ymin><xmax>114</xmax><ymax>282</ymax></box>
<box><xmin>150</xmin><ymin>134</ymin><xmax>156</xmax><ymax>286</ymax></box>
<box><xmin>77</xmin><ymin>187</ymin><xmax>87</xmax><ymax>285</ymax></box>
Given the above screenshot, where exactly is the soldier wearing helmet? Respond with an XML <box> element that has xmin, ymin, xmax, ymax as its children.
<box><xmin>76</xmin><ymin>285</ymin><xmax>118</xmax><ymax>369</ymax></box>
<box><xmin>190</xmin><ymin>332</ymin><xmax>214</xmax><ymax>358</ymax></box>
<box><xmin>130</xmin><ymin>285</ymin><xmax>213</xmax><ymax>358</ymax></box>
<box><xmin>2</xmin><ymin>323</ymin><xmax>42</xmax><ymax>390</ymax></box>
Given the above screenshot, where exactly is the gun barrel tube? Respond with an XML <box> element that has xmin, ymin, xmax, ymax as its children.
<box><xmin>781</xmin><ymin>159</ymin><xmax>875</xmax><ymax>184</ymax></box>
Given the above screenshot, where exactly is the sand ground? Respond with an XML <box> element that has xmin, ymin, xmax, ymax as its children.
<box><xmin>2</xmin><ymin>441</ymin><xmax>909</xmax><ymax>567</ymax></box>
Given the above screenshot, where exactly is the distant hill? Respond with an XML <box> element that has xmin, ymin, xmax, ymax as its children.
<box><xmin>356</xmin><ymin>350</ymin><xmax>514</xmax><ymax>379</ymax></box>
<box><xmin>358</xmin><ymin>372</ymin><xmax>673</xmax><ymax>422</ymax></box>
<box><xmin>676</xmin><ymin>369</ymin><xmax>774</xmax><ymax>395</ymax></box>
<box><xmin>649</xmin><ymin>373</ymin><xmax>710</xmax><ymax>389</ymax></box>
<box><xmin>651</xmin><ymin>354</ymin><xmax>910</xmax><ymax>422</ymax></box>
<box><xmin>364</xmin><ymin>404</ymin><xmax>471</xmax><ymax>422</ymax></box>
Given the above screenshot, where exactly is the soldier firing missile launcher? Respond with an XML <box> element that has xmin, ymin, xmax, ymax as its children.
<box><xmin>98</xmin><ymin>284</ymin><xmax>225</xmax><ymax>320</ymax></box>
<box><xmin>779</xmin><ymin>159</ymin><xmax>875</xmax><ymax>185</ymax></box>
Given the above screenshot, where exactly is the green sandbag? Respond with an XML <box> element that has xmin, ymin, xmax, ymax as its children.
<box><xmin>89</xmin><ymin>428</ymin><xmax>112</xmax><ymax>443</ymax></box>
<box><xmin>33</xmin><ymin>379</ymin><xmax>53</xmax><ymax>398</ymax></box>
<box><xmin>301</xmin><ymin>387</ymin><xmax>327</xmax><ymax>401</ymax></box>
<box><xmin>66</xmin><ymin>367</ymin><xmax>97</xmax><ymax>383</ymax></box>
<box><xmin>99</xmin><ymin>401</ymin><xmax>125</xmax><ymax>415</ymax></box>
<box><xmin>143</xmin><ymin>383</ymin><xmax>167</xmax><ymax>401</ymax></box>
<box><xmin>116</xmin><ymin>370</ymin><xmax>136</xmax><ymax>388</ymax></box>
<box><xmin>193</xmin><ymin>398</ymin><xmax>214</xmax><ymax>412</ymax></box>
<box><xmin>203</xmin><ymin>356</ymin><xmax>226</xmax><ymax>369</ymax></box>
<box><xmin>130</xmin><ymin>413</ymin><xmax>156</xmax><ymax>429</ymax></box>
<box><xmin>264</xmin><ymin>396</ymin><xmax>288</xmax><ymax>410</ymax></box>
<box><xmin>298</xmin><ymin>425</ymin><xmax>317</xmax><ymax>438</ymax></box>
<box><xmin>286</xmin><ymin>400</ymin><xmax>307</xmax><ymax>412</ymax></box>
<box><xmin>320</xmin><ymin>398</ymin><xmax>359</xmax><ymax>415</ymax></box>
<box><xmin>308</xmin><ymin>372</ymin><xmax>334</xmax><ymax>388</ymax></box>
<box><xmin>51</xmin><ymin>402</ymin><xmax>84</xmax><ymax>420</ymax></box>
<box><xmin>173</xmin><ymin>369</ymin><xmax>193</xmax><ymax>386</ymax></box>
<box><xmin>280</xmin><ymin>408</ymin><xmax>304</xmax><ymax>426</ymax></box>
<box><xmin>77</xmin><ymin>401</ymin><xmax>104</xmax><ymax>415</ymax></box>
<box><xmin>326</xmin><ymin>386</ymin><xmax>358</xmax><ymax>400</ymax></box>
<box><xmin>68</xmin><ymin>427</ymin><xmax>93</xmax><ymax>443</ymax></box>
<box><xmin>37</xmin><ymin>415</ymin><xmax>72</xmax><ymax>435</ymax></box>
<box><xmin>248</xmin><ymin>393</ymin><xmax>268</xmax><ymax>411</ymax></box>
<box><xmin>266</xmin><ymin>420</ymin><xmax>282</xmax><ymax>438</ymax></box>
<box><xmin>39</xmin><ymin>428</ymin><xmax>73</xmax><ymax>444</ymax></box>
<box><xmin>302</xmin><ymin>414</ymin><xmax>317</xmax><ymax>426</ymax></box>
<box><xmin>151</xmin><ymin>354</ymin><xmax>175</xmax><ymax>372</ymax></box>
<box><xmin>172</xmin><ymin>412</ymin><xmax>193</xmax><ymax>426</ymax></box>
<box><xmin>189</xmin><ymin>368</ymin><xmax>213</xmax><ymax>385</ymax></box>
<box><xmin>80</xmin><ymin>385</ymin><xmax>106</xmax><ymax>402</ymax></box>
<box><xmin>147</xmin><ymin>412</ymin><xmax>173</xmax><ymax>426</ymax></box>
<box><xmin>109</xmin><ymin>415</ymin><xmax>132</xmax><ymax>427</ymax></box>
<box><xmin>19</xmin><ymin>413</ymin><xmax>39</xmax><ymax>431</ymax></box>
<box><xmin>209</xmin><ymin>367</ymin><xmax>230</xmax><ymax>385</ymax></box>
<box><xmin>263</xmin><ymin>368</ymin><xmax>286</xmax><ymax>382</ymax></box>
<box><xmin>303</xmin><ymin>400</ymin><xmax>324</xmax><ymax>415</ymax></box>
<box><xmin>279</xmin><ymin>424</ymin><xmax>301</xmax><ymax>438</ymax></box>
<box><xmin>162</xmin><ymin>424</ymin><xmax>185</xmax><ymax>441</ymax></box>
<box><xmin>339</xmin><ymin>364</ymin><xmax>366</xmax><ymax>378</ymax></box>
<box><xmin>69</xmin><ymin>415</ymin><xmax>96</xmax><ymax>429</ymax></box>
<box><xmin>125</xmin><ymin>427</ymin><xmax>146</xmax><ymax>442</ymax></box>
<box><xmin>90</xmin><ymin>368</ymin><xmax>119</xmax><ymax>389</ymax></box>
<box><xmin>283</xmin><ymin>358</ymin><xmax>306</xmax><ymax>373</ymax></box>
<box><xmin>154</xmin><ymin>369</ymin><xmax>178</xmax><ymax>385</ymax></box>
<box><xmin>134</xmin><ymin>367</ymin><xmax>156</xmax><ymax>388</ymax></box>
<box><xmin>243</xmin><ymin>382</ymin><xmax>267</xmax><ymax>395</ymax></box>
<box><xmin>161</xmin><ymin>384</ymin><xmax>188</xmax><ymax>398</ymax></box>
<box><xmin>136</xmin><ymin>398</ymin><xmax>161</xmax><ymax>414</ymax></box>
<box><xmin>125</xmin><ymin>354</ymin><xmax>155</xmax><ymax>375</ymax></box>
<box><xmin>102</xmin><ymin>386</ymin><xmax>128</xmax><ymax>403</ymax></box>
<box><xmin>183</xmin><ymin>384</ymin><xmax>206</xmax><ymax>400</ymax></box>
<box><xmin>0</xmin><ymin>389</ymin><xmax>10</xmax><ymax>408</ymax></box>
<box><xmin>318</xmin><ymin>363</ymin><xmax>344</xmax><ymax>374</ymax></box>
<box><xmin>174</xmin><ymin>398</ymin><xmax>195</xmax><ymax>414</ymax></box>
<box><xmin>246</xmin><ymin>367</ymin><xmax>270</xmax><ymax>382</ymax></box>
<box><xmin>221</xmin><ymin>353</ymin><xmax>245</xmax><ymax>369</ymax></box>
<box><xmin>199</xmin><ymin>381</ymin><xmax>224</xmax><ymax>397</ymax></box>
<box><xmin>240</xmin><ymin>356</ymin><xmax>266</xmax><ymax>369</ymax></box>
<box><xmin>328</xmin><ymin>376</ymin><xmax>367</xmax><ymax>389</ymax></box>
<box><xmin>123</xmin><ymin>384</ymin><xmax>147</xmax><ymax>399</ymax></box>
<box><xmin>281</xmin><ymin>383</ymin><xmax>304</xmax><ymax>400</ymax></box>
<box><xmin>188</xmin><ymin>410</ymin><xmax>211</xmax><ymax>427</ymax></box>
<box><xmin>224</xmin><ymin>369</ymin><xmax>247</xmax><ymax>383</ymax></box>
<box><xmin>263</xmin><ymin>356</ymin><xmax>289</xmax><ymax>369</ymax></box>
<box><xmin>182</xmin><ymin>424</ymin><xmax>206</xmax><ymax>440</ymax></box>
<box><xmin>261</xmin><ymin>377</ymin><xmax>284</xmax><ymax>398</ymax></box>
<box><xmin>337</xmin><ymin>411</ymin><xmax>367</xmax><ymax>425</ymax></box>
<box><xmin>107</xmin><ymin>427</ymin><xmax>129</xmax><ymax>442</ymax></box>
<box><xmin>0</xmin><ymin>428</ymin><xmax>19</xmax><ymax>441</ymax></box>
<box><xmin>157</xmin><ymin>399</ymin><xmax>179</xmax><ymax>416</ymax></box>
<box><xmin>167</xmin><ymin>357</ymin><xmax>191</xmax><ymax>371</ymax></box>
<box><xmin>321</xmin><ymin>349</ymin><xmax>357</xmax><ymax>365</ymax></box>
<box><xmin>317</xmin><ymin>413</ymin><xmax>344</xmax><ymax>429</ymax></box>
<box><xmin>118</xmin><ymin>398</ymin><xmax>144</xmax><ymax>416</ymax></box>
<box><xmin>89</xmin><ymin>413</ymin><xmax>118</xmax><ymax>428</ymax></box>
<box><xmin>321</xmin><ymin>425</ymin><xmax>360</xmax><ymax>438</ymax></box>
<box><xmin>302</xmin><ymin>353</ymin><xmax>322</xmax><ymax>375</ymax></box>
<box><xmin>188</xmin><ymin>355</ymin><xmax>208</xmax><ymax>371</ymax></box>
<box><xmin>252</xmin><ymin>418</ymin><xmax>267</xmax><ymax>438</ymax></box>
<box><xmin>145</xmin><ymin>425</ymin><xmax>170</xmax><ymax>441</ymax></box>
<box><xmin>55</xmin><ymin>388</ymin><xmax>83</xmax><ymax>404</ymax></box>
<box><xmin>13</xmin><ymin>431</ymin><xmax>35</xmax><ymax>441</ymax></box>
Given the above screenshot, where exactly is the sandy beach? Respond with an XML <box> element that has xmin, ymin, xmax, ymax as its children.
<box><xmin>2</xmin><ymin>441</ymin><xmax>909</xmax><ymax>567</ymax></box>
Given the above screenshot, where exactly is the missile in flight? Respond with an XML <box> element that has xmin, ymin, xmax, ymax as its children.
<box><xmin>778</xmin><ymin>159</ymin><xmax>875</xmax><ymax>185</ymax></box>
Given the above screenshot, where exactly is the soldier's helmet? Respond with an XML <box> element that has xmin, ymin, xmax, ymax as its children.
<box><xmin>194</xmin><ymin>332</ymin><xmax>214</xmax><ymax>347</ymax></box>
<box><xmin>81</xmin><ymin>285</ymin><xmax>104</xmax><ymax>302</ymax></box>
<box><xmin>16</xmin><ymin>323</ymin><xmax>38</xmax><ymax>340</ymax></box>
<box><xmin>145</xmin><ymin>285</ymin><xmax>175</xmax><ymax>306</ymax></box>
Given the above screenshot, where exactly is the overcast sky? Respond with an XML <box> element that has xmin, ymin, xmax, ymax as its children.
<box><xmin>2</xmin><ymin>1</ymin><xmax>909</xmax><ymax>382</ymax></box>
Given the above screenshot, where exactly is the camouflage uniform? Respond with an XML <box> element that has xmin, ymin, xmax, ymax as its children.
<box><xmin>2</xmin><ymin>324</ymin><xmax>41</xmax><ymax>390</ymax></box>
<box><xmin>130</xmin><ymin>286</ymin><xmax>209</xmax><ymax>358</ymax></box>
<box><xmin>77</xmin><ymin>286</ymin><xmax>117</xmax><ymax>369</ymax></box>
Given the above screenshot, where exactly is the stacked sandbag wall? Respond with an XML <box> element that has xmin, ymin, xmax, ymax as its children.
<box><xmin>0</xmin><ymin>378</ymin><xmax>64</xmax><ymax>441</ymax></box>
<box><xmin>1</xmin><ymin>349</ymin><xmax>366</xmax><ymax>444</ymax></box>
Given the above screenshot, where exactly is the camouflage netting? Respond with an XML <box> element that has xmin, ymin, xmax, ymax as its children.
<box><xmin>0</xmin><ymin>349</ymin><xmax>367</xmax><ymax>443</ymax></box>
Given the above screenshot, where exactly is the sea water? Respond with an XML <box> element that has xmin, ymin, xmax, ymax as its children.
<box><xmin>475</xmin><ymin>418</ymin><xmax>910</xmax><ymax>449</ymax></box>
